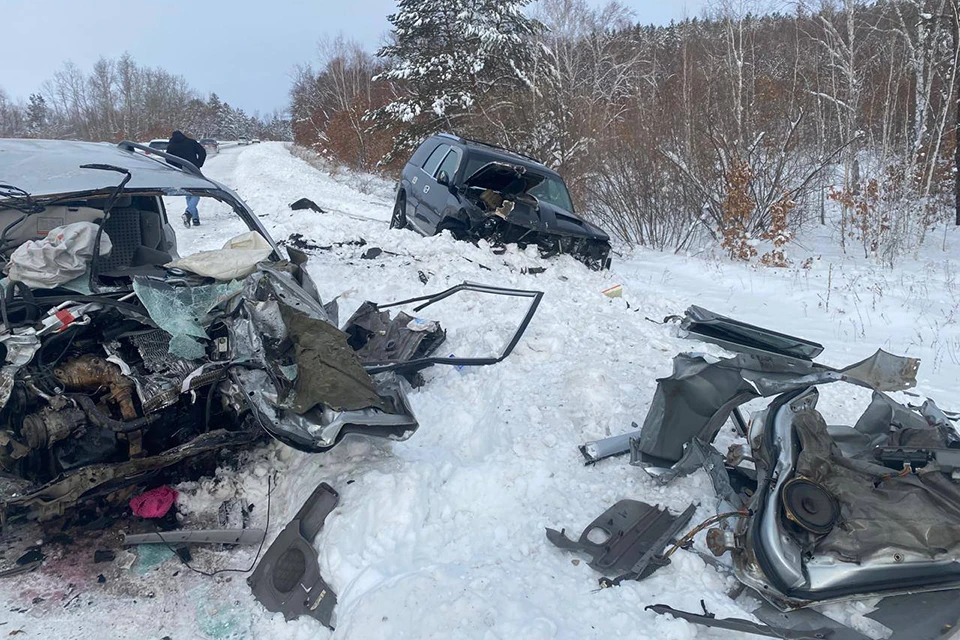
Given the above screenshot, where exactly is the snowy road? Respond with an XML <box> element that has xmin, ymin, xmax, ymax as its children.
<box><xmin>2</xmin><ymin>142</ymin><xmax>959</xmax><ymax>639</ymax></box>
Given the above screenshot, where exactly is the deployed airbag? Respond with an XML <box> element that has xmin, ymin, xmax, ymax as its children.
<box><xmin>166</xmin><ymin>231</ymin><xmax>273</xmax><ymax>280</ymax></box>
<box><xmin>7</xmin><ymin>221</ymin><xmax>113</xmax><ymax>289</ymax></box>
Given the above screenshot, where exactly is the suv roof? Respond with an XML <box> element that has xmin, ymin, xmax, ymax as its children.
<box><xmin>430</xmin><ymin>132</ymin><xmax>559</xmax><ymax>176</ymax></box>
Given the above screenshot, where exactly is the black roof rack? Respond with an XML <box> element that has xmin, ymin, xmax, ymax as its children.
<box><xmin>117</xmin><ymin>140</ymin><xmax>205</xmax><ymax>178</ymax></box>
<box><xmin>435</xmin><ymin>132</ymin><xmax>544</xmax><ymax>166</ymax></box>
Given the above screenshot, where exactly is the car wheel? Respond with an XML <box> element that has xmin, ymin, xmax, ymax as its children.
<box><xmin>390</xmin><ymin>194</ymin><xmax>407</xmax><ymax>230</ymax></box>
<box><xmin>436</xmin><ymin>218</ymin><xmax>468</xmax><ymax>241</ymax></box>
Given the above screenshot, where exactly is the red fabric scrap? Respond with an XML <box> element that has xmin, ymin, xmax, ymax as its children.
<box><xmin>130</xmin><ymin>486</ymin><xmax>178</xmax><ymax>518</ymax></box>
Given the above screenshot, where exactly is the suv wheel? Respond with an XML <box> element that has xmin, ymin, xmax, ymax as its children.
<box><xmin>390</xmin><ymin>194</ymin><xmax>407</xmax><ymax>229</ymax></box>
<box><xmin>436</xmin><ymin>217</ymin><xmax>468</xmax><ymax>241</ymax></box>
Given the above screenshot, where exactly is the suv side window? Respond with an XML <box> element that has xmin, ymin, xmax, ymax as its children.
<box><xmin>435</xmin><ymin>148</ymin><xmax>461</xmax><ymax>180</ymax></box>
<box><xmin>422</xmin><ymin>144</ymin><xmax>449</xmax><ymax>176</ymax></box>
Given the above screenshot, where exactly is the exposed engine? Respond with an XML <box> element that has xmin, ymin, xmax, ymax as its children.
<box><xmin>0</xmin><ymin>301</ymin><xmax>259</xmax><ymax>523</ymax></box>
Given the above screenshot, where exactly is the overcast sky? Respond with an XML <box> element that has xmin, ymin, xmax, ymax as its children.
<box><xmin>4</xmin><ymin>0</ymin><xmax>706</xmax><ymax>115</ymax></box>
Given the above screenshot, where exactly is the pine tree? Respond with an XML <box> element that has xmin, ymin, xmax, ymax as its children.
<box><xmin>26</xmin><ymin>93</ymin><xmax>47</xmax><ymax>136</ymax></box>
<box><xmin>370</xmin><ymin>0</ymin><xmax>543</xmax><ymax>158</ymax></box>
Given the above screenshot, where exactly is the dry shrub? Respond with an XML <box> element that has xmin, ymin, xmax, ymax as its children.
<box><xmin>829</xmin><ymin>178</ymin><xmax>888</xmax><ymax>258</ymax></box>
<box><xmin>721</xmin><ymin>159</ymin><xmax>757</xmax><ymax>261</ymax></box>
<box><xmin>760</xmin><ymin>194</ymin><xmax>794</xmax><ymax>267</ymax></box>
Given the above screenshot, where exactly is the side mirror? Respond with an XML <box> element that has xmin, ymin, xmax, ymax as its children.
<box><xmin>436</xmin><ymin>170</ymin><xmax>450</xmax><ymax>187</ymax></box>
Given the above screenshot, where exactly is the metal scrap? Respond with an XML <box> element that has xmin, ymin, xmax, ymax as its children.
<box><xmin>546</xmin><ymin>500</ymin><xmax>696</xmax><ymax>582</ymax></box>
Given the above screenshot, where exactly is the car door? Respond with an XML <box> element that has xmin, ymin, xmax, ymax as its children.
<box><xmin>411</xmin><ymin>143</ymin><xmax>449</xmax><ymax>232</ymax></box>
<box><xmin>420</xmin><ymin>147</ymin><xmax>463</xmax><ymax>234</ymax></box>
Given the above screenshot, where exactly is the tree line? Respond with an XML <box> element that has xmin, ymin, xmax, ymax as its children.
<box><xmin>291</xmin><ymin>0</ymin><xmax>960</xmax><ymax>264</ymax></box>
<box><xmin>0</xmin><ymin>54</ymin><xmax>291</xmax><ymax>143</ymax></box>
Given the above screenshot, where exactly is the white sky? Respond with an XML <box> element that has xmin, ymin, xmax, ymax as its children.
<box><xmin>3</xmin><ymin>0</ymin><xmax>706</xmax><ymax>114</ymax></box>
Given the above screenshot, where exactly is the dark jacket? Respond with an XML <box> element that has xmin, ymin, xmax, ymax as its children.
<box><xmin>166</xmin><ymin>130</ymin><xmax>206</xmax><ymax>169</ymax></box>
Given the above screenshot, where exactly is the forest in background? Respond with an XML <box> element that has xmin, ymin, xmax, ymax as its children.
<box><xmin>3</xmin><ymin>1</ymin><xmax>959</xmax><ymax>265</ymax></box>
<box><xmin>291</xmin><ymin>0</ymin><xmax>960</xmax><ymax>264</ymax></box>
<box><xmin>0</xmin><ymin>54</ymin><xmax>290</xmax><ymax>143</ymax></box>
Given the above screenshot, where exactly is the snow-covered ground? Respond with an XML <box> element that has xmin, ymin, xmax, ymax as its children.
<box><xmin>2</xmin><ymin>142</ymin><xmax>959</xmax><ymax>639</ymax></box>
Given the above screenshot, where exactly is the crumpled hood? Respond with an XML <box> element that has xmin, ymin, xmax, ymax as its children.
<box><xmin>505</xmin><ymin>200</ymin><xmax>610</xmax><ymax>241</ymax></box>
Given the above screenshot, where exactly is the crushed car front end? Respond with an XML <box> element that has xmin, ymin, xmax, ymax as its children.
<box><xmin>0</xmin><ymin>139</ymin><xmax>425</xmax><ymax>524</ymax></box>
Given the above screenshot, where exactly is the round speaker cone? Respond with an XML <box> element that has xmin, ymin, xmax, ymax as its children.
<box><xmin>781</xmin><ymin>477</ymin><xmax>839</xmax><ymax>534</ymax></box>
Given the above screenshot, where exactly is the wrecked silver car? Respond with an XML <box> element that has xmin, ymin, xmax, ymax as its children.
<box><xmin>0</xmin><ymin>139</ymin><xmax>541</xmax><ymax>526</ymax></box>
<box><xmin>564</xmin><ymin>306</ymin><xmax>960</xmax><ymax>639</ymax></box>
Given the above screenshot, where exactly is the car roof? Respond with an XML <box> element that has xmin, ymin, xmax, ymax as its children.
<box><xmin>431</xmin><ymin>133</ymin><xmax>557</xmax><ymax>172</ymax></box>
<box><xmin>0</xmin><ymin>138</ymin><xmax>220</xmax><ymax>200</ymax></box>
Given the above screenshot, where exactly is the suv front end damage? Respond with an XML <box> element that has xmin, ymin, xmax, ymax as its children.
<box><xmin>461</xmin><ymin>162</ymin><xmax>612</xmax><ymax>270</ymax></box>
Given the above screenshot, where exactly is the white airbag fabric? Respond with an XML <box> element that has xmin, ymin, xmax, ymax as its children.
<box><xmin>6</xmin><ymin>221</ymin><xmax>112</xmax><ymax>289</ymax></box>
<box><xmin>166</xmin><ymin>231</ymin><xmax>273</xmax><ymax>280</ymax></box>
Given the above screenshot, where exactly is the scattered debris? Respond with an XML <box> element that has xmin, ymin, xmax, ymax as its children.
<box><xmin>361</xmin><ymin>247</ymin><xmax>383</xmax><ymax>260</ymax></box>
<box><xmin>561</xmin><ymin>305</ymin><xmax>960</xmax><ymax>639</ymax></box>
<box><xmin>288</xmin><ymin>197</ymin><xmax>325</xmax><ymax>214</ymax></box>
<box><xmin>282</xmin><ymin>233</ymin><xmax>323</xmax><ymax>251</ymax></box>
<box><xmin>248</xmin><ymin>483</ymin><xmax>339</xmax><ymax>629</ymax></box>
<box><xmin>121</xmin><ymin>529</ymin><xmax>265</xmax><ymax>546</ymax></box>
<box><xmin>130</xmin><ymin>486</ymin><xmax>178</xmax><ymax>519</ymax></box>
<box><xmin>344</xmin><ymin>302</ymin><xmax>446</xmax><ymax>380</ymax></box>
<box><xmin>521</xmin><ymin>266</ymin><xmax>546</xmax><ymax>275</ymax></box>
<box><xmin>174</xmin><ymin>546</ymin><xmax>192</xmax><ymax>563</ymax></box>
<box><xmin>601</xmin><ymin>284</ymin><xmax>622</xmax><ymax>298</ymax></box>
<box><xmin>680</xmin><ymin>305</ymin><xmax>822</xmax><ymax>360</ymax></box>
<box><xmin>418</xmin><ymin>270</ymin><xmax>429</xmax><ymax>284</ymax></box>
<box><xmin>0</xmin><ymin>562</ymin><xmax>40</xmax><ymax>579</ymax></box>
<box><xmin>646</xmin><ymin>602</ymin><xmax>833</xmax><ymax>640</ymax></box>
<box><xmin>15</xmin><ymin>547</ymin><xmax>44</xmax><ymax>566</ymax></box>
<box><xmin>93</xmin><ymin>549</ymin><xmax>115</xmax><ymax>563</ymax></box>
<box><xmin>349</xmin><ymin>283</ymin><xmax>544</xmax><ymax>376</ymax></box>
<box><xmin>546</xmin><ymin>500</ymin><xmax>695</xmax><ymax>583</ymax></box>
<box><xmin>133</xmin><ymin>544</ymin><xmax>176</xmax><ymax>574</ymax></box>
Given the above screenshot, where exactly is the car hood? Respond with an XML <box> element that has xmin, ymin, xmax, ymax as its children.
<box><xmin>505</xmin><ymin>200</ymin><xmax>609</xmax><ymax>241</ymax></box>
<box><xmin>464</xmin><ymin>162</ymin><xmax>545</xmax><ymax>197</ymax></box>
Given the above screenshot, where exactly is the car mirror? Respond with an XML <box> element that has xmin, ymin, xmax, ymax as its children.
<box><xmin>436</xmin><ymin>170</ymin><xmax>450</xmax><ymax>186</ymax></box>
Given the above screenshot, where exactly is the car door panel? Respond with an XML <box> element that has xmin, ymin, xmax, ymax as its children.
<box><xmin>412</xmin><ymin>144</ymin><xmax>449</xmax><ymax>232</ymax></box>
<box><xmin>421</xmin><ymin>148</ymin><xmax>462</xmax><ymax>234</ymax></box>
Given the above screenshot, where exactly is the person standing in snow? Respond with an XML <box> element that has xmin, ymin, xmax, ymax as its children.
<box><xmin>165</xmin><ymin>130</ymin><xmax>207</xmax><ymax>226</ymax></box>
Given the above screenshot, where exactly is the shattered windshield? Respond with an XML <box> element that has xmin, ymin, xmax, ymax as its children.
<box><xmin>463</xmin><ymin>154</ymin><xmax>575</xmax><ymax>212</ymax></box>
<box><xmin>528</xmin><ymin>175</ymin><xmax>574</xmax><ymax>212</ymax></box>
